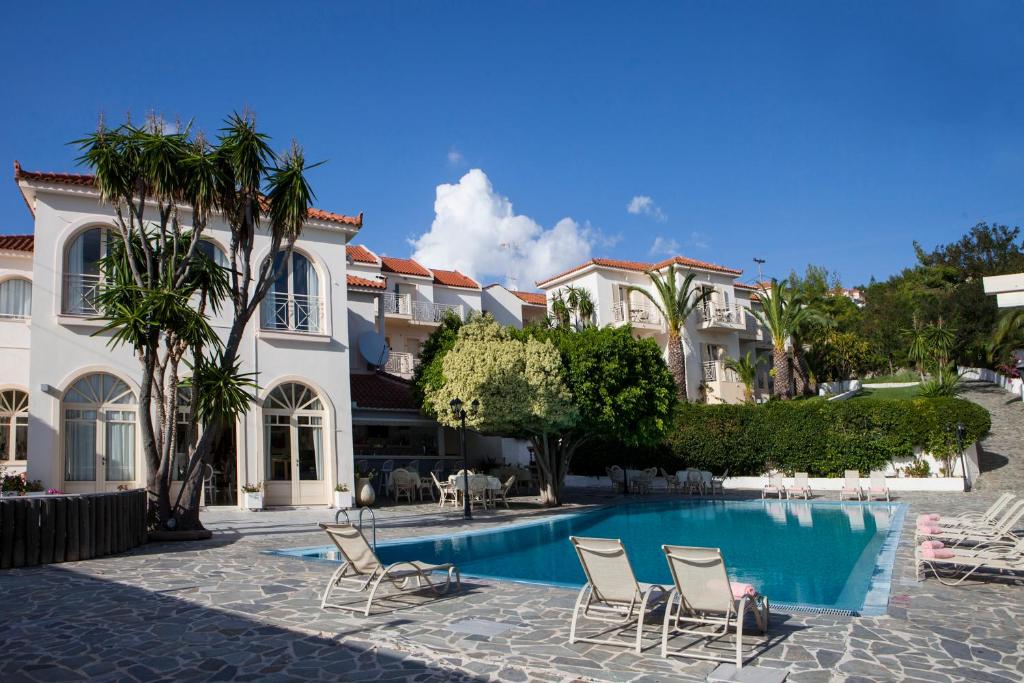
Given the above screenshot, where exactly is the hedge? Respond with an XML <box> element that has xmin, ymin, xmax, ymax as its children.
<box><xmin>667</xmin><ymin>397</ymin><xmax>991</xmax><ymax>477</ymax></box>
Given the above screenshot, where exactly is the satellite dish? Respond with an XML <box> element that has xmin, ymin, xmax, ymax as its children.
<box><xmin>358</xmin><ymin>331</ymin><xmax>390</xmax><ymax>368</ymax></box>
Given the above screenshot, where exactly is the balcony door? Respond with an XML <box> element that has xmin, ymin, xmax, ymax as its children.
<box><xmin>262</xmin><ymin>382</ymin><xmax>328</xmax><ymax>506</ymax></box>
<box><xmin>64</xmin><ymin>228</ymin><xmax>108</xmax><ymax>315</ymax></box>
<box><xmin>261</xmin><ymin>252</ymin><xmax>321</xmax><ymax>333</ymax></box>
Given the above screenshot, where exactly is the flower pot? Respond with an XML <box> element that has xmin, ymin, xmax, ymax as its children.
<box><xmin>357</xmin><ymin>478</ymin><xmax>376</xmax><ymax>507</ymax></box>
<box><xmin>243</xmin><ymin>492</ymin><xmax>263</xmax><ymax>511</ymax></box>
<box><xmin>334</xmin><ymin>490</ymin><xmax>353</xmax><ymax>509</ymax></box>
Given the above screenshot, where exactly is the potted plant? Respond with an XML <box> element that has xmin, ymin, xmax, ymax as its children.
<box><xmin>241</xmin><ymin>482</ymin><xmax>264</xmax><ymax>510</ymax></box>
<box><xmin>355</xmin><ymin>467</ymin><xmax>376</xmax><ymax>507</ymax></box>
<box><xmin>334</xmin><ymin>483</ymin><xmax>353</xmax><ymax>510</ymax></box>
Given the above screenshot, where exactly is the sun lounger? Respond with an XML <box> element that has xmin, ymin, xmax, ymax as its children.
<box><xmin>867</xmin><ymin>471</ymin><xmax>890</xmax><ymax>501</ymax></box>
<box><xmin>318</xmin><ymin>523</ymin><xmax>460</xmax><ymax>615</ymax></box>
<box><xmin>568</xmin><ymin>536</ymin><xmax>669</xmax><ymax>653</ymax></box>
<box><xmin>660</xmin><ymin>545</ymin><xmax>770</xmax><ymax>668</ymax></box>
<box><xmin>915</xmin><ymin>536</ymin><xmax>1024</xmax><ymax>586</ymax></box>
<box><xmin>761</xmin><ymin>473</ymin><xmax>783</xmax><ymax>499</ymax></box>
<box><xmin>916</xmin><ymin>500</ymin><xmax>1024</xmax><ymax>546</ymax></box>
<box><xmin>785</xmin><ymin>472</ymin><xmax>811</xmax><ymax>500</ymax></box>
<box><xmin>839</xmin><ymin>470</ymin><xmax>863</xmax><ymax>501</ymax></box>
<box><xmin>921</xmin><ymin>493</ymin><xmax>1015</xmax><ymax>529</ymax></box>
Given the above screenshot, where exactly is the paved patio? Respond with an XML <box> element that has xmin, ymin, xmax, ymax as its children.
<box><xmin>1</xmin><ymin>381</ymin><xmax>1022</xmax><ymax>682</ymax></box>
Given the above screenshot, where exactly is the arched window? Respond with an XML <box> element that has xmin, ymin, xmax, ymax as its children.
<box><xmin>0</xmin><ymin>278</ymin><xmax>31</xmax><ymax>319</ymax></box>
<box><xmin>0</xmin><ymin>389</ymin><xmax>28</xmax><ymax>461</ymax></box>
<box><xmin>260</xmin><ymin>251</ymin><xmax>322</xmax><ymax>333</ymax></box>
<box><xmin>263</xmin><ymin>382</ymin><xmax>324</xmax><ymax>483</ymax></box>
<box><xmin>197</xmin><ymin>240</ymin><xmax>228</xmax><ymax>268</ymax></box>
<box><xmin>63</xmin><ymin>227</ymin><xmax>108</xmax><ymax>314</ymax></box>
<box><xmin>63</xmin><ymin>373</ymin><xmax>137</xmax><ymax>485</ymax></box>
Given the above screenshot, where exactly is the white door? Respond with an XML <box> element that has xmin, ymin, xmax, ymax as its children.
<box><xmin>262</xmin><ymin>383</ymin><xmax>327</xmax><ymax>506</ymax></box>
<box><xmin>62</xmin><ymin>373</ymin><xmax>138</xmax><ymax>494</ymax></box>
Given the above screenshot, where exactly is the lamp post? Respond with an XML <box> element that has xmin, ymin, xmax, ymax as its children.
<box><xmin>450</xmin><ymin>397</ymin><xmax>479</xmax><ymax>520</ymax></box>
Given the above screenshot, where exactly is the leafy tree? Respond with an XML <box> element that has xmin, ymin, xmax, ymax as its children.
<box><xmin>805</xmin><ymin>331</ymin><xmax>871</xmax><ymax>382</ymax></box>
<box><xmin>77</xmin><ymin>113</ymin><xmax>317</xmax><ymax>530</ymax></box>
<box><xmin>627</xmin><ymin>267</ymin><xmax>709</xmax><ymax>402</ymax></box>
<box><xmin>410</xmin><ymin>311</ymin><xmax>465</xmax><ymax>412</ymax></box>
<box><xmin>724</xmin><ymin>352</ymin><xmax>765</xmax><ymax>402</ymax></box>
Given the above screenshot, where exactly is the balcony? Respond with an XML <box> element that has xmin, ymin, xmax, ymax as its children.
<box><xmin>62</xmin><ymin>273</ymin><xmax>103</xmax><ymax>315</ymax></box>
<box><xmin>383</xmin><ymin>350</ymin><xmax>419</xmax><ymax>378</ymax></box>
<box><xmin>382</xmin><ymin>293</ymin><xmax>464</xmax><ymax>325</ymax></box>
<box><xmin>260</xmin><ymin>293</ymin><xmax>324</xmax><ymax>334</ymax></box>
<box><xmin>382</xmin><ymin>292</ymin><xmax>412</xmax><ymax>317</ymax></box>
<box><xmin>698</xmin><ymin>303</ymin><xmax>745</xmax><ymax>331</ymax></box>
<box><xmin>701</xmin><ymin>361</ymin><xmax>745</xmax><ymax>403</ymax></box>
<box><xmin>612</xmin><ymin>300</ymin><xmax>662</xmax><ymax>329</ymax></box>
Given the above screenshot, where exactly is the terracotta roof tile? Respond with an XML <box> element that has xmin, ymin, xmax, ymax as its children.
<box><xmin>347</xmin><ymin>274</ymin><xmax>386</xmax><ymax>290</ymax></box>
<box><xmin>350</xmin><ymin>372</ymin><xmax>419</xmax><ymax>411</ymax></box>
<box><xmin>431</xmin><ymin>268</ymin><xmax>479</xmax><ymax>289</ymax></box>
<box><xmin>346</xmin><ymin>245</ymin><xmax>378</xmax><ymax>264</ymax></box>
<box><xmin>537</xmin><ymin>254</ymin><xmax>742</xmax><ymax>286</ymax></box>
<box><xmin>512</xmin><ymin>291</ymin><xmax>547</xmax><ymax>306</ymax></box>
<box><xmin>14</xmin><ymin>161</ymin><xmax>362</xmax><ymax>227</ymax></box>
<box><xmin>380</xmin><ymin>256</ymin><xmax>432</xmax><ymax>278</ymax></box>
<box><xmin>0</xmin><ymin>234</ymin><xmax>34</xmax><ymax>252</ymax></box>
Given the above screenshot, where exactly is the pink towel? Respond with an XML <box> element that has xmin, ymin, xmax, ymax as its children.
<box><xmin>730</xmin><ymin>582</ymin><xmax>758</xmax><ymax>599</ymax></box>
<box><xmin>922</xmin><ymin>547</ymin><xmax>956</xmax><ymax>560</ymax></box>
<box><xmin>917</xmin><ymin>513</ymin><xmax>941</xmax><ymax>522</ymax></box>
<box><xmin>917</xmin><ymin>524</ymin><xmax>942</xmax><ymax>535</ymax></box>
<box><xmin>920</xmin><ymin>540</ymin><xmax>945</xmax><ymax>549</ymax></box>
<box><xmin>870</xmin><ymin>487</ymin><xmax>888</xmax><ymax>494</ymax></box>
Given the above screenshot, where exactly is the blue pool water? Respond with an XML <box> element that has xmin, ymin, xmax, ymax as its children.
<box><xmin>274</xmin><ymin>499</ymin><xmax>906</xmax><ymax>615</ymax></box>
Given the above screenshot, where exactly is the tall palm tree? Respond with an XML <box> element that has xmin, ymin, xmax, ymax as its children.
<box><xmin>628</xmin><ymin>267</ymin><xmax>709</xmax><ymax>402</ymax></box>
<box><xmin>748</xmin><ymin>279</ymin><xmax>818</xmax><ymax>400</ymax></box>
<box><xmin>724</xmin><ymin>351</ymin><xmax>765</xmax><ymax>403</ymax></box>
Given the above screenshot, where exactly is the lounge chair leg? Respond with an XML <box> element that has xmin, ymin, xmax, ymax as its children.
<box><xmin>569</xmin><ymin>583</ymin><xmax>593</xmax><ymax>645</ymax></box>
<box><xmin>634</xmin><ymin>585</ymin><xmax>659</xmax><ymax>654</ymax></box>
<box><xmin>736</xmin><ymin>596</ymin><xmax>747</xmax><ymax>668</ymax></box>
<box><xmin>320</xmin><ymin>562</ymin><xmax>349</xmax><ymax>610</ymax></box>
<box><xmin>660</xmin><ymin>589</ymin><xmax>678</xmax><ymax>658</ymax></box>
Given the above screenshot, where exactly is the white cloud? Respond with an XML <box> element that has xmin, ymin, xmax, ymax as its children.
<box><xmin>410</xmin><ymin>169</ymin><xmax>596</xmax><ymax>289</ymax></box>
<box><xmin>687</xmin><ymin>231</ymin><xmax>711</xmax><ymax>250</ymax></box>
<box><xmin>447</xmin><ymin>147</ymin><xmax>464</xmax><ymax>165</ymax></box>
<box><xmin>649</xmin><ymin>236</ymin><xmax>681</xmax><ymax>256</ymax></box>
<box><xmin>626</xmin><ymin>195</ymin><xmax>667</xmax><ymax>222</ymax></box>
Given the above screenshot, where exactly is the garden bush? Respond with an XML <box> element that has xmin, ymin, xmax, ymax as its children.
<box><xmin>668</xmin><ymin>397</ymin><xmax>990</xmax><ymax>477</ymax></box>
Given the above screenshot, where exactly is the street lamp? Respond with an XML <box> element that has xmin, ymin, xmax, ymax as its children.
<box><xmin>450</xmin><ymin>397</ymin><xmax>479</xmax><ymax>520</ymax></box>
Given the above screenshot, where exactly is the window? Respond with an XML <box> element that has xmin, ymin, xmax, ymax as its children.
<box><xmin>259</xmin><ymin>251</ymin><xmax>322</xmax><ymax>333</ymax></box>
<box><xmin>63</xmin><ymin>373</ymin><xmax>137</xmax><ymax>483</ymax></box>
<box><xmin>197</xmin><ymin>240</ymin><xmax>228</xmax><ymax>268</ymax></box>
<box><xmin>0</xmin><ymin>279</ymin><xmax>31</xmax><ymax>319</ymax></box>
<box><xmin>63</xmin><ymin>227</ymin><xmax>107</xmax><ymax>314</ymax></box>
<box><xmin>0</xmin><ymin>389</ymin><xmax>28</xmax><ymax>460</ymax></box>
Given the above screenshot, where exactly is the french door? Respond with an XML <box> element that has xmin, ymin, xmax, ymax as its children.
<box><xmin>262</xmin><ymin>383</ymin><xmax>327</xmax><ymax>506</ymax></box>
<box><xmin>62</xmin><ymin>373</ymin><xmax>138</xmax><ymax>493</ymax></box>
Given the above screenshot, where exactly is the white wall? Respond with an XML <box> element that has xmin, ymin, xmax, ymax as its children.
<box><xmin>481</xmin><ymin>285</ymin><xmax>524</xmax><ymax>328</ymax></box>
<box><xmin>0</xmin><ymin>251</ymin><xmax>33</xmax><ymax>474</ymax></box>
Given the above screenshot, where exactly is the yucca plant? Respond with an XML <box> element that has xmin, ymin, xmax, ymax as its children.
<box><xmin>628</xmin><ymin>267</ymin><xmax>710</xmax><ymax>402</ymax></box>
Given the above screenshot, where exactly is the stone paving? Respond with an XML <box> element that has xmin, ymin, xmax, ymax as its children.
<box><xmin>0</xmin><ymin>381</ymin><xmax>1022</xmax><ymax>682</ymax></box>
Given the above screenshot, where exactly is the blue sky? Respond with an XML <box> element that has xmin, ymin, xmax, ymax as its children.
<box><xmin>1</xmin><ymin>1</ymin><xmax>1022</xmax><ymax>288</ymax></box>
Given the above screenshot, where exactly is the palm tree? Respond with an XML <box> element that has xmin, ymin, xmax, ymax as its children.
<box><xmin>748</xmin><ymin>279</ymin><xmax>819</xmax><ymax>400</ymax></box>
<box><xmin>905</xmin><ymin>315</ymin><xmax>930</xmax><ymax>382</ymax></box>
<box><xmin>991</xmin><ymin>308</ymin><xmax>1024</xmax><ymax>362</ymax></box>
<box><xmin>724</xmin><ymin>351</ymin><xmax>765</xmax><ymax>403</ymax></box>
<box><xmin>551</xmin><ymin>286</ymin><xmax>596</xmax><ymax>331</ymax></box>
<box><xmin>628</xmin><ymin>267</ymin><xmax>710</xmax><ymax>402</ymax></box>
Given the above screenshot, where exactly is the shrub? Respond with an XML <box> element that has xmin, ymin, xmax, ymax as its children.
<box><xmin>667</xmin><ymin>397</ymin><xmax>990</xmax><ymax>477</ymax></box>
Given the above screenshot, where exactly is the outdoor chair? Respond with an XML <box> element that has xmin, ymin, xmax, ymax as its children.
<box><xmin>839</xmin><ymin>470</ymin><xmax>863</xmax><ymax>501</ymax></box>
<box><xmin>761</xmin><ymin>473</ymin><xmax>783</xmax><ymax>499</ymax></box>
<box><xmin>607</xmin><ymin>466</ymin><xmax>625</xmax><ymax>493</ymax></box>
<box><xmin>915</xmin><ymin>536</ymin><xmax>1024</xmax><ymax>586</ymax></box>
<box><xmin>659</xmin><ymin>468</ymin><xmax>681</xmax><ymax>493</ymax></box>
<box><xmin>710</xmin><ymin>469</ymin><xmax>728</xmax><ymax>496</ymax></box>
<box><xmin>379</xmin><ymin>460</ymin><xmax>394</xmax><ymax>497</ymax></box>
<box><xmin>494</xmin><ymin>475</ymin><xmax>516</xmax><ymax>508</ymax></box>
<box><xmin>785</xmin><ymin>472</ymin><xmax>812</xmax><ymax>500</ymax></box>
<box><xmin>700</xmin><ymin>471</ymin><xmax>713</xmax><ymax>495</ymax></box>
<box><xmin>391</xmin><ymin>469</ymin><xmax>416</xmax><ymax>503</ymax></box>
<box><xmin>867</xmin><ymin>471</ymin><xmax>890</xmax><ymax>501</ymax></box>
<box><xmin>318</xmin><ymin>523</ymin><xmax>461</xmax><ymax>616</ymax></box>
<box><xmin>432</xmin><ymin>472</ymin><xmax>456</xmax><ymax>508</ymax></box>
<box><xmin>568</xmin><ymin>536</ymin><xmax>669</xmax><ymax>653</ymax></box>
<box><xmin>661</xmin><ymin>545</ymin><xmax>770</xmax><ymax>668</ymax></box>
<box><xmin>684</xmin><ymin>469</ymin><xmax>703</xmax><ymax>495</ymax></box>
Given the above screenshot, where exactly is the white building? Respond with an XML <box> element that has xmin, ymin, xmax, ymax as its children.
<box><xmin>536</xmin><ymin>256</ymin><xmax>773</xmax><ymax>403</ymax></box>
<box><xmin>0</xmin><ymin>234</ymin><xmax>33</xmax><ymax>475</ymax></box>
<box><xmin>8</xmin><ymin>162</ymin><xmax>363</xmax><ymax>507</ymax></box>
<box><xmin>481</xmin><ymin>284</ymin><xmax>548</xmax><ymax>329</ymax></box>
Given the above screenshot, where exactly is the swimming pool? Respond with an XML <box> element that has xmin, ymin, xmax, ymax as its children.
<box><xmin>274</xmin><ymin>499</ymin><xmax>906</xmax><ymax>615</ymax></box>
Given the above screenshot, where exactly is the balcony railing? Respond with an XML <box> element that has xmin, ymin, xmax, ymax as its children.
<box><xmin>63</xmin><ymin>273</ymin><xmax>103</xmax><ymax>315</ymax></box>
<box><xmin>699</xmin><ymin>303</ymin><xmax>745</xmax><ymax>328</ymax></box>
<box><xmin>612</xmin><ymin>300</ymin><xmax>662</xmax><ymax>326</ymax></box>
<box><xmin>702</xmin><ymin>361</ymin><xmax>739</xmax><ymax>384</ymax></box>
<box><xmin>412</xmin><ymin>300</ymin><xmax>464</xmax><ymax>324</ymax></box>
<box><xmin>260</xmin><ymin>293</ymin><xmax>324</xmax><ymax>334</ymax></box>
<box><xmin>381</xmin><ymin>292</ymin><xmax>412</xmax><ymax>316</ymax></box>
<box><xmin>702</xmin><ymin>360</ymin><xmax>718</xmax><ymax>383</ymax></box>
<box><xmin>384</xmin><ymin>350</ymin><xmax>418</xmax><ymax>377</ymax></box>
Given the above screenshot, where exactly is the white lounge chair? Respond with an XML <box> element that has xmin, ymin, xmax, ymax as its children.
<box><xmin>928</xmin><ymin>493</ymin><xmax>1015</xmax><ymax>529</ymax></box>
<box><xmin>785</xmin><ymin>472</ymin><xmax>811</xmax><ymax>500</ymax></box>
<box><xmin>867</xmin><ymin>471</ymin><xmax>890</xmax><ymax>501</ymax></box>
<box><xmin>916</xmin><ymin>536</ymin><xmax>1024</xmax><ymax>586</ymax></box>
<box><xmin>917</xmin><ymin>500</ymin><xmax>1024</xmax><ymax>546</ymax></box>
<box><xmin>568</xmin><ymin>536</ymin><xmax>669</xmax><ymax>653</ymax></box>
<box><xmin>761</xmin><ymin>473</ymin><xmax>783</xmax><ymax>499</ymax></box>
<box><xmin>318</xmin><ymin>523</ymin><xmax>460</xmax><ymax>615</ymax></box>
<box><xmin>839</xmin><ymin>470</ymin><xmax>863</xmax><ymax>501</ymax></box>
<box><xmin>661</xmin><ymin>545</ymin><xmax>770</xmax><ymax>668</ymax></box>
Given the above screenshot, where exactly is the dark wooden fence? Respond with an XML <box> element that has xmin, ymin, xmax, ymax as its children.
<box><xmin>0</xmin><ymin>489</ymin><xmax>147</xmax><ymax>568</ymax></box>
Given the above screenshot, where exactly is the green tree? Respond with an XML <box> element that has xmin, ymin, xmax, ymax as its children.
<box><xmin>724</xmin><ymin>351</ymin><xmax>765</xmax><ymax>402</ymax></box>
<box><xmin>77</xmin><ymin>113</ymin><xmax>317</xmax><ymax>530</ymax></box>
<box><xmin>627</xmin><ymin>267</ymin><xmax>709</xmax><ymax>402</ymax></box>
<box><xmin>749</xmin><ymin>279</ymin><xmax>819</xmax><ymax>400</ymax></box>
